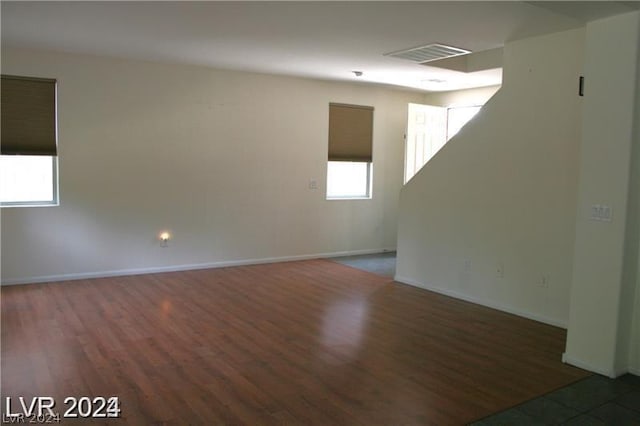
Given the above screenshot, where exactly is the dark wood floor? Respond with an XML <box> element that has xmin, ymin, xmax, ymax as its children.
<box><xmin>1</xmin><ymin>259</ymin><xmax>589</xmax><ymax>425</ymax></box>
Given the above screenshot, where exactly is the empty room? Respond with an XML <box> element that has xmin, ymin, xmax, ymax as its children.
<box><xmin>1</xmin><ymin>1</ymin><xmax>640</xmax><ymax>424</ymax></box>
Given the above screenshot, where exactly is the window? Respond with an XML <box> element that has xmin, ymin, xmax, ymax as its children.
<box><xmin>327</xmin><ymin>161</ymin><xmax>371</xmax><ymax>199</ymax></box>
<box><xmin>1</xmin><ymin>75</ymin><xmax>58</xmax><ymax>207</ymax></box>
<box><xmin>327</xmin><ymin>103</ymin><xmax>373</xmax><ymax>199</ymax></box>
<box><xmin>447</xmin><ymin>105</ymin><xmax>481</xmax><ymax>139</ymax></box>
<box><xmin>0</xmin><ymin>156</ymin><xmax>58</xmax><ymax>206</ymax></box>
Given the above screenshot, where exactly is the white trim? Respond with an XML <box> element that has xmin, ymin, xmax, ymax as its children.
<box><xmin>0</xmin><ymin>247</ymin><xmax>396</xmax><ymax>286</ymax></box>
<box><xmin>629</xmin><ymin>366</ymin><xmax>640</xmax><ymax>376</ymax></box>
<box><xmin>561</xmin><ymin>353</ymin><xmax>619</xmax><ymax>378</ymax></box>
<box><xmin>394</xmin><ymin>275</ymin><xmax>567</xmax><ymax>329</ymax></box>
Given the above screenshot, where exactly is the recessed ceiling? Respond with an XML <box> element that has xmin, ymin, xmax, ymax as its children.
<box><xmin>1</xmin><ymin>1</ymin><xmax>636</xmax><ymax>92</ymax></box>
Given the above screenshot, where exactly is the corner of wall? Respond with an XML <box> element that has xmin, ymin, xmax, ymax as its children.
<box><xmin>565</xmin><ymin>10</ymin><xmax>640</xmax><ymax>376</ymax></box>
<box><xmin>628</xmin><ymin>11</ymin><xmax>640</xmax><ymax>375</ymax></box>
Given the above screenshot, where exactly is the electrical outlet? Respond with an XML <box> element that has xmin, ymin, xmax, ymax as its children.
<box><xmin>308</xmin><ymin>179</ymin><xmax>318</xmax><ymax>190</ymax></box>
<box><xmin>159</xmin><ymin>231</ymin><xmax>170</xmax><ymax>248</ymax></box>
<box><xmin>540</xmin><ymin>274</ymin><xmax>551</xmax><ymax>288</ymax></box>
<box><xmin>463</xmin><ymin>259</ymin><xmax>472</xmax><ymax>272</ymax></box>
<box><xmin>496</xmin><ymin>262</ymin><xmax>504</xmax><ymax>278</ymax></box>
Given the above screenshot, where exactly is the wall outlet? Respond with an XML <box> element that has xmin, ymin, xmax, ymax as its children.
<box><xmin>308</xmin><ymin>179</ymin><xmax>318</xmax><ymax>190</ymax></box>
<box><xmin>159</xmin><ymin>231</ymin><xmax>171</xmax><ymax>248</ymax></box>
<box><xmin>540</xmin><ymin>274</ymin><xmax>551</xmax><ymax>288</ymax></box>
<box><xmin>496</xmin><ymin>262</ymin><xmax>504</xmax><ymax>278</ymax></box>
<box><xmin>463</xmin><ymin>259</ymin><xmax>472</xmax><ymax>272</ymax></box>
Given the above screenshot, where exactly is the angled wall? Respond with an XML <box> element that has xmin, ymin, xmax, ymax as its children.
<box><xmin>396</xmin><ymin>28</ymin><xmax>585</xmax><ymax>327</ymax></box>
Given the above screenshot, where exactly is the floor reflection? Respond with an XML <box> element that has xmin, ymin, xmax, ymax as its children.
<box><xmin>321</xmin><ymin>298</ymin><xmax>369</xmax><ymax>362</ymax></box>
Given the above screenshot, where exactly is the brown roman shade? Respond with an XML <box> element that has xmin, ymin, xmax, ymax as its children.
<box><xmin>328</xmin><ymin>103</ymin><xmax>373</xmax><ymax>162</ymax></box>
<box><xmin>1</xmin><ymin>75</ymin><xmax>57</xmax><ymax>156</ymax></box>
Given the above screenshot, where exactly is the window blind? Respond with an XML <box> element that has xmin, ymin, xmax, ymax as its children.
<box><xmin>1</xmin><ymin>75</ymin><xmax>57</xmax><ymax>156</ymax></box>
<box><xmin>328</xmin><ymin>103</ymin><xmax>373</xmax><ymax>162</ymax></box>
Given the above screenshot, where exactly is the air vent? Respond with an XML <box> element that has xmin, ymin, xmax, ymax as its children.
<box><xmin>385</xmin><ymin>43</ymin><xmax>471</xmax><ymax>64</ymax></box>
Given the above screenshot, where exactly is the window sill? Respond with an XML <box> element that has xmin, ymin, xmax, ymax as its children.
<box><xmin>326</xmin><ymin>196</ymin><xmax>372</xmax><ymax>201</ymax></box>
<box><xmin>1</xmin><ymin>201</ymin><xmax>59</xmax><ymax>208</ymax></box>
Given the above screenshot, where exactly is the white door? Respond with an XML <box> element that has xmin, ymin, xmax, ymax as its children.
<box><xmin>404</xmin><ymin>103</ymin><xmax>447</xmax><ymax>184</ymax></box>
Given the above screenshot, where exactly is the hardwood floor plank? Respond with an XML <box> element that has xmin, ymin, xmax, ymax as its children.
<box><xmin>1</xmin><ymin>259</ymin><xmax>588</xmax><ymax>424</ymax></box>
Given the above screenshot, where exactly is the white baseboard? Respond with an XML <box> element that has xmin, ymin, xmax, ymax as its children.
<box><xmin>394</xmin><ymin>275</ymin><xmax>568</xmax><ymax>329</ymax></box>
<box><xmin>562</xmin><ymin>353</ymin><xmax>619</xmax><ymax>378</ymax></box>
<box><xmin>629</xmin><ymin>366</ymin><xmax>640</xmax><ymax>376</ymax></box>
<box><xmin>1</xmin><ymin>247</ymin><xmax>396</xmax><ymax>286</ymax></box>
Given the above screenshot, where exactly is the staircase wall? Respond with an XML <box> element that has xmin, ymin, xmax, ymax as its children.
<box><xmin>395</xmin><ymin>28</ymin><xmax>585</xmax><ymax>327</ymax></box>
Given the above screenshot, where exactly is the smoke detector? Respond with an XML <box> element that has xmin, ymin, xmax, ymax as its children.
<box><xmin>385</xmin><ymin>43</ymin><xmax>471</xmax><ymax>64</ymax></box>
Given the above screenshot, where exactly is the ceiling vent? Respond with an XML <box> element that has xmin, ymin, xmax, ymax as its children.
<box><xmin>385</xmin><ymin>43</ymin><xmax>471</xmax><ymax>64</ymax></box>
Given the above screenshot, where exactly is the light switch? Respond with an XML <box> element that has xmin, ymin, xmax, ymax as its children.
<box><xmin>589</xmin><ymin>204</ymin><xmax>612</xmax><ymax>222</ymax></box>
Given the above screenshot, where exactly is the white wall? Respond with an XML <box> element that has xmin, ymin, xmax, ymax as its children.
<box><xmin>0</xmin><ymin>48</ymin><xmax>424</xmax><ymax>284</ymax></box>
<box><xmin>629</xmin><ymin>12</ymin><xmax>640</xmax><ymax>377</ymax></box>
<box><xmin>396</xmin><ymin>28</ymin><xmax>585</xmax><ymax>327</ymax></box>
<box><xmin>632</xmin><ymin>43</ymin><xmax>640</xmax><ymax>374</ymax></box>
<box><xmin>564</xmin><ymin>11</ymin><xmax>640</xmax><ymax>377</ymax></box>
<box><xmin>627</xmin><ymin>25</ymin><xmax>640</xmax><ymax>376</ymax></box>
<box><xmin>423</xmin><ymin>85</ymin><xmax>501</xmax><ymax>108</ymax></box>
<box><xmin>632</xmin><ymin>249</ymin><xmax>640</xmax><ymax>375</ymax></box>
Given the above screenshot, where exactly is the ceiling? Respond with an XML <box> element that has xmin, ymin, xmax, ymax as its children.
<box><xmin>1</xmin><ymin>1</ymin><xmax>638</xmax><ymax>92</ymax></box>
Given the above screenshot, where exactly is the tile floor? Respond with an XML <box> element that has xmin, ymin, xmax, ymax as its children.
<box><xmin>330</xmin><ymin>251</ymin><xmax>396</xmax><ymax>278</ymax></box>
<box><xmin>472</xmin><ymin>374</ymin><xmax>640</xmax><ymax>425</ymax></box>
<box><xmin>329</xmin><ymin>253</ymin><xmax>640</xmax><ymax>425</ymax></box>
